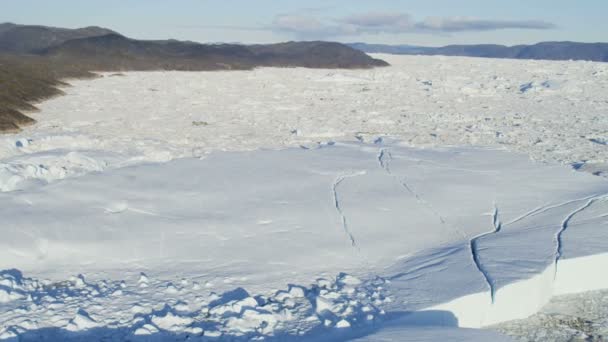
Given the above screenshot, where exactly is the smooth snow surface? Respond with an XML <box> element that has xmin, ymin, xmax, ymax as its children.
<box><xmin>2</xmin><ymin>55</ymin><xmax>608</xmax><ymax>340</ymax></box>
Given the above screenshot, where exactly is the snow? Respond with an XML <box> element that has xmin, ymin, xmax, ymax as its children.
<box><xmin>1</xmin><ymin>55</ymin><xmax>608</xmax><ymax>340</ymax></box>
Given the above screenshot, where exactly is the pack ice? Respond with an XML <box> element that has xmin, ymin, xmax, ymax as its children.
<box><xmin>1</xmin><ymin>140</ymin><xmax>607</xmax><ymax>341</ymax></box>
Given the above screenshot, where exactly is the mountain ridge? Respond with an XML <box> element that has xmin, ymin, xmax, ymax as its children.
<box><xmin>39</xmin><ymin>34</ymin><xmax>389</xmax><ymax>70</ymax></box>
<box><xmin>348</xmin><ymin>41</ymin><xmax>608</xmax><ymax>62</ymax></box>
<box><xmin>0</xmin><ymin>23</ymin><xmax>117</xmax><ymax>53</ymax></box>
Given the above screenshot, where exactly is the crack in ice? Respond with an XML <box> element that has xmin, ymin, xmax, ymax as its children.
<box><xmin>378</xmin><ymin>148</ymin><xmax>434</xmax><ymax>217</ymax></box>
<box><xmin>378</xmin><ymin>148</ymin><xmax>467</xmax><ymax>237</ymax></box>
<box><xmin>505</xmin><ymin>194</ymin><xmax>602</xmax><ymax>227</ymax></box>
<box><xmin>378</xmin><ymin>148</ymin><xmax>392</xmax><ymax>174</ymax></box>
<box><xmin>332</xmin><ymin>172</ymin><xmax>365</xmax><ymax>248</ymax></box>
<box><xmin>470</xmin><ymin>203</ymin><xmax>502</xmax><ymax>303</ymax></box>
<box><xmin>554</xmin><ymin>195</ymin><xmax>607</xmax><ymax>274</ymax></box>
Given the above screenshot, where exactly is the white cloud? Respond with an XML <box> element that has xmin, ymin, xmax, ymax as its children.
<box><xmin>271</xmin><ymin>11</ymin><xmax>556</xmax><ymax>39</ymax></box>
<box><xmin>341</xmin><ymin>12</ymin><xmax>412</xmax><ymax>29</ymax></box>
<box><xmin>273</xmin><ymin>13</ymin><xmax>355</xmax><ymax>38</ymax></box>
<box><xmin>417</xmin><ymin>17</ymin><xmax>556</xmax><ymax>32</ymax></box>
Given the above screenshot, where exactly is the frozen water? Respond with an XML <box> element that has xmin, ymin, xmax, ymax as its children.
<box><xmin>1</xmin><ymin>141</ymin><xmax>607</xmax><ymax>340</ymax></box>
<box><xmin>494</xmin><ymin>289</ymin><xmax>608</xmax><ymax>341</ymax></box>
<box><xmin>2</xmin><ymin>55</ymin><xmax>608</xmax><ymax>340</ymax></box>
<box><xmin>2</xmin><ymin>55</ymin><xmax>608</xmax><ymax>191</ymax></box>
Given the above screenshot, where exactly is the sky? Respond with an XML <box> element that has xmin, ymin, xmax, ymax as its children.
<box><xmin>2</xmin><ymin>0</ymin><xmax>607</xmax><ymax>46</ymax></box>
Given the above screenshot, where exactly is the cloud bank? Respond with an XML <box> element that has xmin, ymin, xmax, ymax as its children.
<box><xmin>272</xmin><ymin>11</ymin><xmax>556</xmax><ymax>39</ymax></box>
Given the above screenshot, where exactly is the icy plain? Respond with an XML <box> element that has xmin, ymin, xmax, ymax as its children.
<box><xmin>2</xmin><ymin>54</ymin><xmax>608</xmax><ymax>192</ymax></box>
<box><xmin>1</xmin><ymin>54</ymin><xmax>608</xmax><ymax>341</ymax></box>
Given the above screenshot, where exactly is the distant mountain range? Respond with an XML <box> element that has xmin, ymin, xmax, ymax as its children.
<box><xmin>348</xmin><ymin>42</ymin><xmax>608</xmax><ymax>62</ymax></box>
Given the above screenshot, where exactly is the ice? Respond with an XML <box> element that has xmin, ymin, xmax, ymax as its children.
<box><xmin>0</xmin><ymin>268</ymin><xmax>389</xmax><ymax>340</ymax></box>
<box><xmin>65</xmin><ymin>309</ymin><xmax>99</xmax><ymax>331</ymax></box>
<box><xmin>336</xmin><ymin>319</ymin><xmax>351</xmax><ymax>328</ymax></box>
<box><xmin>0</xmin><ymin>329</ymin><xmax>17</xmax><ymax>341</ymax></box>
<box><xmin>134</xmin><ymin>323</ymin><xmax>159</xmax><ymax>335</ymax></box>
<box><xmin>151</xmin><ymin>311</ymin><xmax>194</xmax><ymax>331</ymax></box>
<box><xmin>0</xmin><ymin>140</ymin><xmax>607</xmax><ymax>339</ymax></box>
<box><xmin>0</xmin><ymin>150</ymin><xmax>123</xmax><ymax>192</ymax></box>
<box><xmin>501</xmin><ymin>289</ymin><xmax>608</xmax><ymax>341</ymax></box>
<box><xmin>2</xmin><ymin>55</ymin><xmax>608</xmax><ymax>340</ymax></box>
<box><xmin>0</xmin><ymin>289</ymin><xmax>22</xmax><ymax>304</ymax></box>
<box><xmin>0</xmin><ymin>55</ymin><xmax>605</xmax><ymax>192</ymax></box>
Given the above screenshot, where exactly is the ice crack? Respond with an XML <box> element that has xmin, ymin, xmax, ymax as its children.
<box><xmin>505</xmin><ymin>194</ymin><xmax>600</xmax><ymax>227</ymax></box>
<box><xmin>378</xmin><ymin>148</ymin><xmax>462</xmax><ymax>234</ymax></box>
<box><xmin>470</xmin><ymin>203</ymin><xmax>502</xmax><ymax>303</ymax></box>
<box><xmin>332</xmin><ymin>172</ymin><xmax>365</xmax><ymax>248</ymax></box>
<box><xmin>378</xmin><ymin>148</ymin><xmax>424</xmax><ymax>211</ymax></box>
<box><xmin>378</xmin><ymin>148</ymin><xmax>392</xmax><ymax>174</ymax></box>
<box><xmin>555</xmin><ymin>196</ymin><xmax>606</xmax><ymax>273</ymax></box>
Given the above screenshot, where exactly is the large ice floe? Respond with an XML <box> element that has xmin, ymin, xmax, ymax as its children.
<box><xmin>2</xmin><ymin>54</ymin><xmax>608</xmax><ymax>340</ymax></box>
<box><xmin>1</xmin><ymin>140</ymin><xmax>608</xmax><ymax>341</ymax></box>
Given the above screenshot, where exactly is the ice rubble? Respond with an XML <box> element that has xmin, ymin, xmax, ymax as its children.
<box><xmin>494</xmin><ymin>289</ymin><xmax>608</xmax><ymax>341</ymax></box>
<box><xmin>1</xmin><ymin>141</ymin><xmax>608</xmax><ymax>339</ymax></box>
<box><xmin>0</xmin><ymin>269</ymin><xmax>390</xmax><ymax>341</ymax></box>
<box><xmin>1</xmin><ymin>55</ymin><xmax>608</xmax><ymax>192</ymax></box>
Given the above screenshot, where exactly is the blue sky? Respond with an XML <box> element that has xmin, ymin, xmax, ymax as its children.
<box><xmin>2</xmin><ymin>0</ymin><xmax>607</xmax><ymax>46</ymax></box>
